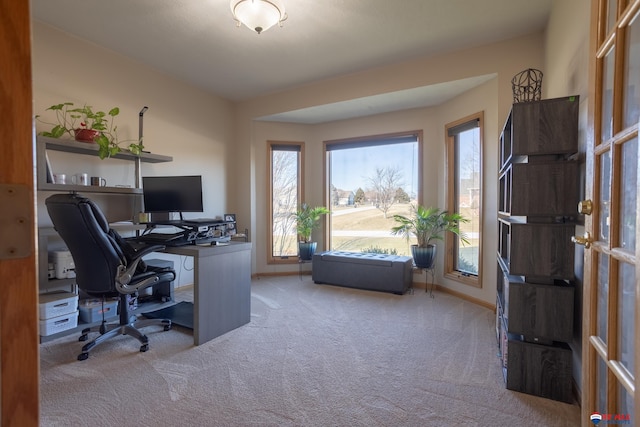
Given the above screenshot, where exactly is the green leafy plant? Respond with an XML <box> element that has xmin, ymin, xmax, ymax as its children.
<box><xmin>291</xmin><ymin>203</ymin><xmax>330</xmax><ymax>243</ymax></box>
<box><xmin>390</xmin><ymin>205</ymin><xmax>469</xmax><ymax>248</ymax></box>
<box><xmin>361</xmin><ymin>246</ymin><xmax>398</xmax><ymax>255</ymax></box>
<box><xmin>36</xmin><ymin>102</ymin><xmax>144</xmax><ymax>159</ymax></box>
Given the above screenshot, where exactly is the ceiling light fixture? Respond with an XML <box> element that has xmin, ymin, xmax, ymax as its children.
<box><xmin>230</xmin><ymin>0</ymin><xmax>287</xmax><ymax>34</ymax></box>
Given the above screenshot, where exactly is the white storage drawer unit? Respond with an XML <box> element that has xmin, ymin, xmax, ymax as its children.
<box><xmin>39</xmin><ymin>291</ymin><xmax>78</xmax><ymax>320</ymax></box>
<box><xmin>39</xmin><ymin>311</ymin><xmax>79</xmax><ymax>336</ymax></box>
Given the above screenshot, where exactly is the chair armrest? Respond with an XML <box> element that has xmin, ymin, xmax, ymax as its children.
<box><xmin>115</xmin><ymin>243</ymin><xmax>163</xmax><ymax>291</ymax></box>
<box><xmin>129</xmin><ymin>243</ymin><xmax>165</xmax><ymax>261</ymax></box>
<box><xmin>116</xmin><ymin>270</ymin><xmax>161</xmax><ymax>294</ymax></box>
<box><xmin>115</xmin><ymin>240</ymin><xmax>168</xmax><ymax>293</ymax></box>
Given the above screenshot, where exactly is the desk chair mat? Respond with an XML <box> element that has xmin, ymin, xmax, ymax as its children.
<box><xmin>142</xmin><ymin>302</ymin><xmax>194</xmax><ymax>330</ymax></box>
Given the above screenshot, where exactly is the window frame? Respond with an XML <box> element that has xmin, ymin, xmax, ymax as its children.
<box><xmin>444</xmin><ymin>112</ymin><xmax>483</xmax><ymax>288</ymax></box>
<box><xmin>267</xmin><ymin>140</ymin><xmax>304</xmax><ymax>264</ymax></box>
<box><xmin>323</xmin><ymin>130</ymin><xmax>423</xmax><ymax>251</ymax></box>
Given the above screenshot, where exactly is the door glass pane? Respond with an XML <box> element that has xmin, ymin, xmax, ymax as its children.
<box><xmin>602</xmin><ymin>47</ymin><xmax>615</xmax><ymax>142</ymax></box>
<box><xmin>607</xmin><ymin>0</ymin><xmax>617</xmax><ymax>36</ymax></box>
<box><xmin>598</xmin><ymin>357</ymin><xmax>607</xmax><ymax>412</ymax></box>
<box><xmin>618</xmin><ymin>262</ymin><xmax>636</xmax><ymax>375</ymax></box>
<box><xmin>600</xmin><ymin>151</ymin><xmax>612</xmax><ymax>242</ymax></box>
<box><xmin>619</xmin><ymin>384</ymin><xmax>634</xmax><ymax>423</ymax></box>
<box><xmin>624</xmin><ymin>12</ymin><xmax>640</xmax><ymax>129</ymax></box>
<box><xmin>620</xmin><ymin>138</ymin><xmax>638</xmax><ymax>251</ymax></box>
<box><xmin>598</xmin><ymin>253</ymin><xmax>609</xmax><ymax>343</ymax></box>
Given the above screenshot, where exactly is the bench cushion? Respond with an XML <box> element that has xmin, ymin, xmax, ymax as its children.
<box><xmin>318</xmin><ymin>251</ymin><xmax>398</xmax><ymax>267</ymax></box>
<box><xmin>312</xmin><ymin>251</ymin><xmax>413</xmax><ymax>294</ymax></box>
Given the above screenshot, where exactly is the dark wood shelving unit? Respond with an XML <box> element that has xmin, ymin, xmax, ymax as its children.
<box><xmin>495</xmin><ymin>95</ymin><xmax>579</xmax><ymax>404</ymax></box>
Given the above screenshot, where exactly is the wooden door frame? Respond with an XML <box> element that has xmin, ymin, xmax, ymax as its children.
<box><xmin>582</xmin><ymin>2</ymin><xmax>599</xmax><ymax>424</ymax></box>
<box><xmin>0</xmin><ymin>1</ymin><xmax>40</xmax><ymax>425</ymax></box>
<box><xmin>583</xmin><ymin>0</ymin><xmax>640</xmax><ymax>424</ymax></box>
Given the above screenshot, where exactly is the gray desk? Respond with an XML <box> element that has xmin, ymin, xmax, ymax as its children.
<box><xmin>162</xmin><ymin>242</ymin><xmax>251</xmax><ymax>345</ymax></box>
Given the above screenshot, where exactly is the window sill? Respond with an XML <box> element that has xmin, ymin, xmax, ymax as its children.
<box><xmin>444</xmin><ymin>271</ymin><xmax>481</xmax><ymax>288</ymax></box>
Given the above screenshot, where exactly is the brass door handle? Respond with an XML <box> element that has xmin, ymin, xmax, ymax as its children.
<box><xmin>578</xmin><ymin>199</ymin><xmax>593</xmax><ymax>215</ymax></box>
<box><xmin>572</xmin><ymin>231</ymin><xmax>592</xmax><ymax>248</ymax></box>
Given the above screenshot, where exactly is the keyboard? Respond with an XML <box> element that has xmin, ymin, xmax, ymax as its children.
<box><xmin>136</xmin><ymin>232</ymin><xmax>192</xmax><ymax>246</ymax></box>
<box><xmin>182</xmin><ymin>218</ymin><xmax>223</xmax><ymax>225</ymax></box>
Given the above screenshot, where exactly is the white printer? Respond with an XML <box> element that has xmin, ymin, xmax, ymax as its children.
<box><xmin>49</xmin><ymin>250</ymin><xmax>76</xmax><ymax>279</ymax></box>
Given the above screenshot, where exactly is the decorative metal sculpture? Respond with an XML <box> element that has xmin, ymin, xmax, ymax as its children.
<box><xmin>511</xmin><ymin>68</ymin><xmax>543</xmax><ymax>103</ymax></box>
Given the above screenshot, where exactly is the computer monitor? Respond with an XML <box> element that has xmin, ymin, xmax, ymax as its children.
<box><xmin>142</xmin><ymin>175</ymin><xmax>204</xmax><ymax>214</ymax></box>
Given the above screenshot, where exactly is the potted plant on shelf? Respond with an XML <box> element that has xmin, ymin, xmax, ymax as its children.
<box><xmin>391</xmin><ymin>205</ymin><xmax>469</xmax><ymax>269</ymax></box>
<box><xmin>36</xmin><ymin>102</ymin><xmax>144</xmax><ymax>159</ymax></box>
<box><xmin>292</xmin><ymin>203</ymin><xmax>330</xmax><ymax>260</ymax></box>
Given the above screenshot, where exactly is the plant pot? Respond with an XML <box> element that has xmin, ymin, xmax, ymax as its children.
<box><xmin>411</xmin><ymin>244</ymin><xmax>436</xmax><ymax>269</ymax></box>
<box><xmin>298</xmin><ymin>241</ymin><xmax>317</xmax><ymax>261</ymax></box>
<box><xmin>74</xmin><ymin>129</ymin><xmax>100</xmax><ymax>143</ymax></box>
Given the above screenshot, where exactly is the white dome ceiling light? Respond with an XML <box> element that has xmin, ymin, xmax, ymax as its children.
<box><xmin>230</xmin><ymin>0</ymin><xmax>287</xmax><ymax>34</ymax></box>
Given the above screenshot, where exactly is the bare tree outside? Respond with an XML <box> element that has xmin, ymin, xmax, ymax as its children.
<box><xmin>271</xmin><ymin>150</ymin><xmax>298</xmax><ymax>256</ymax></box>
<box><xmin>327</xmin><ymin>136</ymin><xmax>420</xmax><ymax>255</ymax></box>
<box><xmin>451</xmin><ymin>126</ymin><xmax>481</xmax><ymax>275</ymax></box>
<box><xmin>461</xmin><ymin>131</ymin><xmax>480</xmax><ymax>213</ymax></box>
<box><xmin>366</xmin><ymin>166</ymin><xmax>404</xmax><ymax>218</ymax></box>
<box><xmin>330</xmin><ymin>184</ymin><xmax>339</xmax><ymax>206</ymax></box>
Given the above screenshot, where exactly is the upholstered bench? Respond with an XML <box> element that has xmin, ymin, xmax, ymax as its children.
<box><xmin>312</xmin><ymin>251</ymin><xmax>413</xmax><ymax>294</ymax></box>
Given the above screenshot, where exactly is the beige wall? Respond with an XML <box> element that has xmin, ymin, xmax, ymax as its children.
<box><xmin>32</xmin><ymin>21</ymin><xmax>235</xmax><ymax>286</ymax></box>
<box><xmin>31</xmin><ymin>0</ymin><xmax>591</xmax><ymax>396</ymax></box>
<box><xmin>32</xmin><ymin>1</ymin><xmax>591</xmax><ymax>308</ymax></box>
<box><xmin>237</xmin><ymin>32</ymin><xmax>545</xmax><ymax>302</ymax></box>
<box><xmin>251</xmin><ymin>82</ymin><xmax>499</xmax><ymax>305</ymax></box>
<box><xmin>543</xmin><ymin>0</ymin><xmax>591</xmax><ymax>397</ymax></box>
<box><xmin>244</xmin><ymin>0</ymin><xmax>591</xmax><ymax>388</ymax></box>
<box><xmin>436</xmin><ymin>79</ymin><xmax>499</xmax><ymax>304</ymax></box>
<box><xmin>32</xmin><ymin>22</ymin><xmax>234</xmax><ymax>223</ymax></box>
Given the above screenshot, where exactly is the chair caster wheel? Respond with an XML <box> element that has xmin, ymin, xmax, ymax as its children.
<box><xmin>164</xmin><ymin>325</ymin><xmax>171</xmax><ymax>331</ymax></box>
<box><xmin>79</xmin><ymin>334</ymin><xmax>88</xmax><ymax>342</ymax></box>
<box><xmin>140</xmin><ymin>344</ymin><xmax>149</xmax><ymax>352</ymax></box>
<box><xmin>77</xmin><ymin>352</ymin><xmax>89</xmax><ymax>361</ymax></box>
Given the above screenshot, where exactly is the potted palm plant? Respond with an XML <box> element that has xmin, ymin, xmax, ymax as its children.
<box><xmin>391</xmin><ymin>205</ymin><xmax>469</xmax><ymax>269</ymax></box>
<box><xmin>292</xmin><ymin>203</ymin><xmax>330</xmax><ymax>260</ymax></box>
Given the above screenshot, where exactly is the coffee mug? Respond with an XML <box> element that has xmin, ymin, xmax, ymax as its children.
<box><xmin>53</xmin><ymin>173</ymin><xmax>66</xmax><ymax>185</ymax></box>
<box><xmin>138</xmin><ymin>212</ymin><xmax>151</xmax><ymax>223</ymax></box>
<box><xmin>91</xmin><ymin>176</ymin><xmax>107</xmax><ymax>187</ymax></box>
<box><xmin>71</xmin><ymin>173</ymin><xmax>89</xmax><ymax>186</ymax></box>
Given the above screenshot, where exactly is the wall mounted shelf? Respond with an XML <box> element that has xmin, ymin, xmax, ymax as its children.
<box><xmin>35</xmin><ymin>136</ymin><xmax>173</xmax><ymax>193</ymax></box>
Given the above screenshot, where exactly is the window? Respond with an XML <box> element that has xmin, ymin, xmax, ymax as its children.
<box><xmin>445</xmin><ymin>113</ymin><xmax>483</xmax><ymax>287</ymax></box>
<box><xmin>324</xmin><ymin>131</ymin><xmax>422</xmax><ymax>255</ymax></box>
<box><xmin>268</xmin><ymin>141</ymin><xmax>303</xmax><ymax>264</ymax></box>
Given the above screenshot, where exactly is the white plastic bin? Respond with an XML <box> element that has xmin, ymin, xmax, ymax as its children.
<box><xmin>39</xmin><ymin>311</ymin><xmax>78</xmax><ymax>336</ymax></box>
<box><xmin>39</xmin><ymin>292</ymin><xmax>79</xmax><ymax>320</ymax></box>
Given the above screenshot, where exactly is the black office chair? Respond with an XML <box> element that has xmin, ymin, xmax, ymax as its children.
<box><xmin>45</xmin><ymin>193</ymin><xmax>176</xmax><ymax>361</ymax></box>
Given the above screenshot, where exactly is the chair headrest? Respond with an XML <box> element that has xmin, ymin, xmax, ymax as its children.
<box><xmin>86</xmin><ymin>198</ymin><xmax>109</xmax><ymax>233</ymax></box>
<box><xmin>45</xmin><ymin>193</ymin><xmax>110</xmax><ymax>233</ymax></box>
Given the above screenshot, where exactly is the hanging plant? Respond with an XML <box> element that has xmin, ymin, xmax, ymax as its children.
<box><xmin>36</xmin><ymin>102</ymin><xmax>144</xmax><ymax>159</ymax></box>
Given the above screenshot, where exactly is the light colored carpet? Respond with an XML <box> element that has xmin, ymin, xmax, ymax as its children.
<box><xmin>40</xmin><ymin>276</ymin><xmax>580</xmax><ymax>426</ymax></box>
